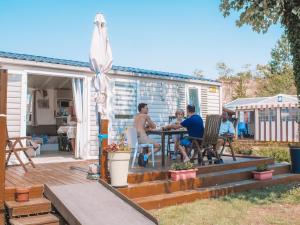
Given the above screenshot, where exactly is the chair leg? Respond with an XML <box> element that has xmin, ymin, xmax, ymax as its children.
<box><xmin>5</xmin><ymin>151</ymin><xmax>12</xmax><ymax>167</ymax></box>
<box><xmin>229</xmin><ymin>142</ymin><xmax>237</xmax><ymax>161</ymax></box>
<box><xmin>151</xmin><ymin>145</ymin><xmax>155</xmax><ymax>167</ymax></box>
<box><xmin>23</xmin><ymin>150</ymin><xmax>36</xmax><ymax>168</ymax></box>
<box><xmin>131</xmin><ymin>145</ymin><xmax>138</xmax><ymax>168</ymax></box>
<box><xmin>13</xmin><ymin>151</ymin><xmax>28</xmax><ymax>172</ymax></box>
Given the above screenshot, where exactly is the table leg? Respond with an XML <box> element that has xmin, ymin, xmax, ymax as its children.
<box><xmin>162</xmin><ymin>133</ymin><xmax>165</xmax><ymax>167</ymax></box>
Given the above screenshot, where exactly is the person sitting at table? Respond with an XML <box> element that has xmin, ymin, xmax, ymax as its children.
<box><xmin>163</xmin><ymin>109</ymin><xmax>185</xmax><ymax>160</ymax></box>
<box><xmin>215</xmin><ymin>111</ymin><xmax>235</xmax><ymax>155</ymax></box>
<box><xmin>134</xmin><ymin>103</ymin><xmax>161</xmax><ymax>167</ymax></box>
<box><xmin>167</xmin><ymin>105</ymin><xmax>204</xmax><ymax>162</ymax></box>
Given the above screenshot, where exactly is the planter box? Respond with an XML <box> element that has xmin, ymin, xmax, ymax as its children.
<box><xmin>15</xmin><ymin>187</ymin><xmax>30</xmax><ymax>202</ymax></box>
<box><xmin>169</xmin><ymin>169</ymin><xmax>197</xmax><ymax>181</ymax></box>
<box><xmin>108</xmin><ymin>151</ymin><xmax>131</xmax><ymax>187</ymax></box>
<box><xmin>252</xmin><ymin>170</ymin><xmax>274</xmax><ymax>181</ymax></box>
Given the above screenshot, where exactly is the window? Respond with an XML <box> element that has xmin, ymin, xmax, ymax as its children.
<box><xmin>281</xmin><ymin>108</ymin><xmax>300</xmax><ymax>122</ymax></box>
<box><xmin>259</xmin><ymin>109</ymin><xmax>276</xmax><ymax>122</ymax></box>
<box><xmin>188</xmin><ymin>88</ymin><xmax>200</xmax><ymax>115</ymax></box>
<box><xmin>113</xmin><ymin>81</ymin><xmax>137</xmax><ymax>119</ymax></box>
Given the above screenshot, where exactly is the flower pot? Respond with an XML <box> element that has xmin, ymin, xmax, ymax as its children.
<box><xmin>289</xmin><ymin>146</ymin><xmax>300</xmax><ymax>173</ymax></box>
<box><xmin>169</xmin><ymin>169</ymin><xmax>197</xmax><ymax>181</ymax></box>
<box><xmin>15</xmin><ymin>187</ymin><xmax>30</xmax><ymax>202</ymax></box>
<box><xmin>108</xmin><ymin>151</ymin><xmax>131</xmax><ymax>187</ymax></box>
<box><xmin>252</xmin><ymin>170</ymin><xmax>274</xmax><ymax>181</ymax></box>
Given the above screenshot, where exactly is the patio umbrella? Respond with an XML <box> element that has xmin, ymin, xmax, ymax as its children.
<box><xmin>89</xmin><ymin>13</ymin><xmax>113</xmax><ymax>171</ymax></box>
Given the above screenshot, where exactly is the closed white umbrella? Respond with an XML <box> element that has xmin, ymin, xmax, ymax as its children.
<box><xmin>89</xmin><ymin>13</ymin><xmax>113</xmax><ymax>172</ymax></box>
<box><xmin>90</xmin><ymin>13</ymin><xmax>113</xmax><ymax>118</ymax></box>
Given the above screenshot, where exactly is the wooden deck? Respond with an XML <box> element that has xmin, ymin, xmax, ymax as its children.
<box><xmin>5</xmin><ymin>155</ymin><xmax>262</xmax><ymax>189</ymax></box>
<box><xmin>5</xmin><ymin>160</ymin><xmax>97</xmax><ymax>188</ymax></box>
<box><xmin>5</xmin><ymin>155</ymin><xmax>256</xmax><ymax>188</ymax></box>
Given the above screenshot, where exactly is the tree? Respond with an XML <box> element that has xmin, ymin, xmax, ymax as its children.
<box><xmin>216</xmin><ymin>62</ymin><xmax>234</xmax><ymax>79</ymax></box>
<box><xmin>269</xmin><ymin>33</ymin><xmax>293</xmax><ymax>73</ymax></box>
<box><xmin>232</xmin><ymin>68</ymin><xmax>253</xmax><ymax>99</ymax></box>
<box><xmin>256</xmin><ymin>64</ymin><xmax>296</xmax><ymax>96</ymax></box>
<box><xmin>193</xmin><ymin>69</ymin><xmax>204</xmax><ymax>78</ymax></box>
<box><xmin>219</xmin><ymin>0</ymin><xmax>300</xmax><ymax>98</ymax></box>
<box><xmin>256</xmin><ymin>34</ymin><xmax>296</xmax><ymax>96</ymax></box>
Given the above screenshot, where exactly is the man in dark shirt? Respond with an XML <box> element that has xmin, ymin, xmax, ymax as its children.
<box><xmin>168</xmin><ymin>105</ymin><xmax>204</xmax><ymax>162</ymax></box>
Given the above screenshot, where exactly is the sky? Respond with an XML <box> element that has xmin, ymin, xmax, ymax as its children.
<box><xmin>0</xmin><ymin>0</ymin><xmax>284</xmax><ymax>79</ymax></box>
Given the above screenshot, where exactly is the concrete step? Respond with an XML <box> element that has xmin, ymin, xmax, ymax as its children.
<box><xmin>133</xmin><ymin>173</ymin><xmax>300</xmax><ymax>210</ymax></box>
<box><xmin>127</xmin><ymin>157</ymin><xmax>274</xmax><ymax>184</ymax></box>
<box><xmin>9</xmin><ymin>213</ymin><xmax>60</xmax><ymax>225</ymax></box>
<box><xmin>119</xmin><ymin>163</ymin><xmax>290</xmax><ymax>198</ymax></box>
<box><xmin>5</xmin><ymin>198</ymin><xmax>52</xmax><ymax>218</ymax></box>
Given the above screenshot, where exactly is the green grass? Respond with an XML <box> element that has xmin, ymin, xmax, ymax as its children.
<box><xmin>151</xmin><ymin>183</ymin><xmax>300</xmax><ymax>225</ymax></box>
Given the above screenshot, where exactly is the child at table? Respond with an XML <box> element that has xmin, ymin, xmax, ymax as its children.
<box><xmin>164</xmin><ymin>109</ymin><xmax>185</xmax><ymax>160</ymax></box>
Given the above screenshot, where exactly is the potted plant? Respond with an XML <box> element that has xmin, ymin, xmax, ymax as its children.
<box><xmin>169</xmin><ymin>162</ymin><xmax>197</xmax><ymax>181</ymax></box>
<box><xmin>252</xmin><ymin>163</ymin><xmax>274</xmax><ymax>181</ymax></box>
<box><xmin>104</xmin><ymin>136</ymin><xmax>131</xmax><ymax>187</ymax></box>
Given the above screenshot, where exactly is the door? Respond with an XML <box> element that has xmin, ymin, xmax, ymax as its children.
<box><xmin>187</xmin><ymin>86</ymin><xmax>201</xmax><ymax>115</ymax></box>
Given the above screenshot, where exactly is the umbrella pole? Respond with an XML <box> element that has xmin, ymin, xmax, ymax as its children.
<box><xmin>98</xmin><ymin>112</ymin><xmax>102</xmax><ymax>173</ymax></box>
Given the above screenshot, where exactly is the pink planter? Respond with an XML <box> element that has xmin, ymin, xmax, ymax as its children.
<box><xmin>252</xmin><ymin>170</ymin><xmax>274</xmax><ymax>181</ymax></box>
<box><xmin>169</xmin><ymin>169</ymin><xmax>197</xmax><ymax>181</ymax></box>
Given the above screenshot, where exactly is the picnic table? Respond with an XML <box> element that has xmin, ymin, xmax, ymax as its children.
<box><xmin>147</xmin><ymin>129</ymin><xmax>187</xmax><ymax>167</ymax></box>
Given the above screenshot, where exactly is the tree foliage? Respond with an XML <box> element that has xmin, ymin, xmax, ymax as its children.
<box><xmin>256</xmin><ymin>33</ymin><xmax>296</xmax><ymax>96</ymax></box>
<box><xmin>216</xmin><ymin>62</ymin><xmax>234</xmax><ymax>79</ymax></box>
<box><xmin>269</xmin><ymin>33</ymin><xmax>293</xmax><ymax>74</ymax></box>
<box><xmin>219</xmin><ymin>0</ymin><xmax>300</xmax><ymax>98</ymax></box>
<box><xmin>193</xmin><ymin>69</ymin><xmax>204</xmax><ymax>78</ymax></box>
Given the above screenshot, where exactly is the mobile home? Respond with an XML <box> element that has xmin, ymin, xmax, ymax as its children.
<box><xmin>225</xmin><ymin>94</ymin><xmax>300</xmax><ymax>142</ymax></box>
<box><xmin>0</xmin><ymin>51</ymin><xmax>221</xmax><ymax>160</ymax></box>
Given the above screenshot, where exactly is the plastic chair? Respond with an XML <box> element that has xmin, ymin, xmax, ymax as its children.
<box><xmin>126</xmin><ymin>127</ymin><xmax>155</xmax><ymax>168</ymax></box>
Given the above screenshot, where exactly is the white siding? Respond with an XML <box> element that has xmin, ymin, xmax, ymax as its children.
<box><xmin>111</xmin><ymin>79</ymin><xmax>138</xmax><ymax>142</ymax></box>
<box><xmin>88</xmin><ymin>81</ymin><xmax>99</xmax><ymax>156</ymax></box>
<box><xmin>207</xmin><ymin>86</ymin><xmax>221</xmax><ymax>115</ymax></box>
<box><xmin>7</xmin><ymin>74</ymin><xmax>22</xmax><ymax>137</ymax></box>
<box><xmin>139</xmin><ymin>79</ymin><xmax>185</xmax><ymax>123</ymax></box>
<box><xmin>201</xmin><ymin>86</ymin><xmax>208</xmax><ymax>120</ymax></box>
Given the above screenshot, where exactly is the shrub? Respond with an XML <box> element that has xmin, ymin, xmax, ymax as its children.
<box><xmin>231</xmin><ymin>142</ymin><xmax>253</xmax><ymax>155</ymax></box>
<box><xmin>254</xmin><ymin>147</ymin><xmax>290</xmax><ymax>163</ymax></box>
<box><xmin>256</xmin><ymin>163</ymin><xmax>269</xmax><ymax>172</ymax></box>
<box><xmin>170</xmin><ymin>162</ymin><xmax>194</xmax><ymax>171</ymax></box>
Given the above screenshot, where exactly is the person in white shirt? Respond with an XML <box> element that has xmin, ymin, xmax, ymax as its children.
<box><xmin>216</xmin><ymin>112</ymin><xmax>235</xmax><ymax>154</ymax></box>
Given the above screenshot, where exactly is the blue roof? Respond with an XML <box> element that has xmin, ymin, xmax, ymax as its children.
<box><xmin>0</xmin><ymin>51</ymin><xmax>218</xmax><ymax>83</ymax></box>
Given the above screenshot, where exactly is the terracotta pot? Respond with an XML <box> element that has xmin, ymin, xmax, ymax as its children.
<box><xmin>15</xmin><ymin>187</ymin><xmax>30</xmax><ymax>202</ymax></box>
<box><xmin>252</xmin><ymin>170</ymin><xmax>274</xmax><ymax>181</ymax></box>
<box><xmin>169</xmin><ymin>169</ymin><xmax>197</xmax><ymax>181</ymax></box>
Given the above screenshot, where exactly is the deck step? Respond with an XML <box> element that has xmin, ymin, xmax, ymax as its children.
<box><xmin>9</xmin><ymin>213</ymin><xmax>59</xmax><ymax>225</ymax></box>
<box><xmin>133</xmin><ymin>173</ymin><xmax>300</xmax><ymax>210</ymax></box>
<box><xmin>127</xmin><ymin>157</ymin><xmax>274</xmax><ymax>184</ymax></box>
<box><xmin>5</xmin><ymin>198</ymin><xmax>52</xmax><ymax>218</ymax></box>
<box><xmin>120</xmin><ymin>163</ymin><xmax>290</xmax><ymax>198</ymax></box>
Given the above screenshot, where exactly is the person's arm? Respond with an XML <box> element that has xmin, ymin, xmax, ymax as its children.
<box><xmin>166</xmin><ymin>123</ymin><xmax>182</xmax><ymax>130</ymax></box>
<box><xmin>146</xmin><ymin>115</ymin><xmax>156</xmax><ymax>129</ymax></box>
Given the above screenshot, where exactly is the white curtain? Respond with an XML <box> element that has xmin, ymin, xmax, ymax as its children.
<box><xmin>72</xmin><ymin>78</ymin><xmax>84</xmax><ymax>158</ymax></box>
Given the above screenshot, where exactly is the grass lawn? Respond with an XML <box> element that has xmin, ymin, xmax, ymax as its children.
<box><xmin>151</xmin><ymin>183</ymin><xmax>300</xmax><ymax>225</ymax></box>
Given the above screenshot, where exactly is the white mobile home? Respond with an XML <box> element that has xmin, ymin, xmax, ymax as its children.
<box><xmin>225</xmin><ymin>94</ymin><xmax>300</xmax><ymax>142</ymax></box>
<box><xmin>0</xmin><ymin>51</ymin><xmax>221</xmax><ymax>160</ymax></box>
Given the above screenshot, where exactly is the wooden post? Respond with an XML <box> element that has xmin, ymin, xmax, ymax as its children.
<box><xmin>0</xmin><ymin>69</ymin><xmax>8</xmax><ymax>224</ymax></box>
<box><xmin>100</xmin><ymin>119</ymin><xmax>109</xmax><ymax>182</ymax></box>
